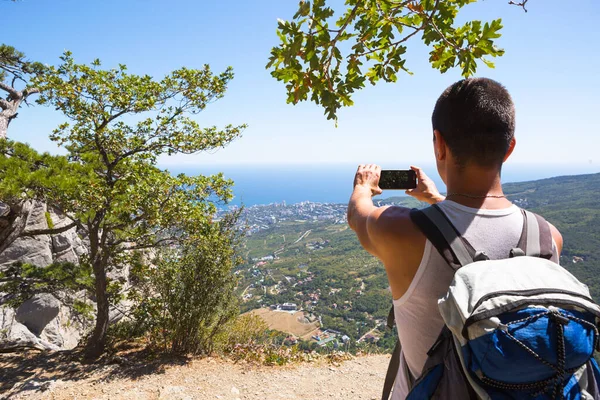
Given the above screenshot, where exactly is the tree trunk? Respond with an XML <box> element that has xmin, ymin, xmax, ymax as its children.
<box><xmin>84</xmin><ymin>259</ymin><xmax>110</xmax><ymax>359</ymax></box>
<box><xmin>0</xmin><ymin>96</ymin><xmax>22</xmax><ymax>140</ymax></box>
<box><xmin>0</xmin><ymin>85</ymin><xmax>34</xmax><ymax>139</ymax></box>
<box><xmin>0</xmin><ymin>115</ymin><xmax>8</xmax><ymax>139</ymax></box>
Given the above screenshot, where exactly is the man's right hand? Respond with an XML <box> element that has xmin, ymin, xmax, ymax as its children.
<box><xmin>405</xmin><ymin>166</ymin><xmax>445</xmax><ymax>205</ymax></box>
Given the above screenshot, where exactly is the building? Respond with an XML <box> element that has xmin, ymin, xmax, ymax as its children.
<box><xmin>280</xmin><ymin>303</ymin><xmax>297</xmax><ymax>311</ymax></box>
<box><xmin>316</xmin><ymin>337</ymin><xmax>337</xmax><ymax>347</ymax></box>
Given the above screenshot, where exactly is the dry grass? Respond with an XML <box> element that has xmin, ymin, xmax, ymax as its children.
<box><xmin>245</xmin><ymin>308</ymin><xmax>319</xmax><ymax>338</ymax></box>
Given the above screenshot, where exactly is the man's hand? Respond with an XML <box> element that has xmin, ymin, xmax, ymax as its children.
<box><xmin>348</xmin><ymin>164</ymin><xmax>384</xmax><ymax>255</ymax></box>
<box><xmin>405</xmin><ymin>166</ymin><xmax>445</xmax><ymax>205</ymax></box>
<box><xmin>353</xmin><ymin>164</ymin><xmax>383</xmax><ymax>197</ymax></box>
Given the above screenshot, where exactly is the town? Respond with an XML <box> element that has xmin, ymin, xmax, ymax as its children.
<box><xmin>239</xmin><ymin>201</ymin><xmax>348</xmax><ymax>235</ymax></box>
<box><xmin>230</xmin><ymin>200</ymin><xmax>416</xmax><ymax>352</ymax></box>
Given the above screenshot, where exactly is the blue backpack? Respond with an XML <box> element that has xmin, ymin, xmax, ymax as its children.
<box><xmin>382</xmin><ymin>205</ymin><xmax>600</xmax><ymax>400</ymax></box>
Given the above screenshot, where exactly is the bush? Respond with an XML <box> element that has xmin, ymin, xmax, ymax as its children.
<box><xmin>130</xmin><ymin>212</ymin><xmax>244</xmax><ymax>355</ymax></box>
<box><xmin>223</xmin><ymin>313</ymin><xmax>269</xmax><ymax>351</ymax></box>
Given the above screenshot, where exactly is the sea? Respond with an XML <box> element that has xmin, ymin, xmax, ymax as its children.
<box><xmin>168</xmin><ymin>163</ymin><xmax>600</xmax><ymax>208</ymax></box>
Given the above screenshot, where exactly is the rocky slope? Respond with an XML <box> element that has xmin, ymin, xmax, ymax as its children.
<box><xmin>0</xmin><ymin>200</ymin><xmax>89</xmax><ymax>351</ymax></box>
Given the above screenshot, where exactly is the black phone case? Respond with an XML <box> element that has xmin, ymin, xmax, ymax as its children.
<box><xmin>379</xmin><ymin>170</ymin><xmax>417</xmax><ymax>190</ymax></box>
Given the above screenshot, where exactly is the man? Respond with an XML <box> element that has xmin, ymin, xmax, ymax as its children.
<box><xmin>347</xmin><ymin>78</ymin><xmax>563</xmax><ymax>399</ymax></box>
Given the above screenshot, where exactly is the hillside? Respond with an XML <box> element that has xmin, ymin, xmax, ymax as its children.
<box><xmin>503</xmin><ymin>173</ymin><xmax>600</xmax><ymax>299</ymax></box>
<box><xmin>235</xmin><ymin>173</ymin><xmax>600</xmax><ymax>349</ymax></box>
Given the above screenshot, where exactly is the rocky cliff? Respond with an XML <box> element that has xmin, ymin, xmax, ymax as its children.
<box><xmin>0</xmin><ymin>200</ymin><xmax>89</xmax><ymax>351</ymax></box>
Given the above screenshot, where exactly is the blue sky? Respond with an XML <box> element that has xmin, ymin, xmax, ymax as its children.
<box><xmin>3</xmin><ymin>0</ymin><xmax>599</xmax><ymax>170</ymax></box>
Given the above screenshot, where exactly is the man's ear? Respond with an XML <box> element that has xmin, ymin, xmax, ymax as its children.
<box><xmin>503</xmin><ymin>137</ymin><xmax>516</xmax><ymax>162</ymax></box>
<box><xmin>433</xmin><ymin>130</ymin><xmax>446</xmax><ymax>161</ymax></box>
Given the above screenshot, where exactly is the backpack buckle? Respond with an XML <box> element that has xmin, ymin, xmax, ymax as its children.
<box><xmin>510</xmin><ymin>248</ymin><xmax>526</xmax><ymax>258</ymax></box>
<box><xmin>474</xmin><ymin>251</ymin><xmax>490</xmax><ymax>262</ymax></box>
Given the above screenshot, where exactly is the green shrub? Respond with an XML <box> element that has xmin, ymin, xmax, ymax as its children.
<box><xmin>222</xmin><ymin>313</ymin><xmax>269</xmax><ymax>351</ymax></box>
<box><xmin>130</xmin><ymin>212</ymin><xmax>244</xmax><ymax>355</ymax></box>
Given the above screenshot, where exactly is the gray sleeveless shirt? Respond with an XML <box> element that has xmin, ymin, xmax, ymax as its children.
<box><xmin>390</xmin><ymin>200</ymin><xmax>526</xmax><ymax>399</ymax></box>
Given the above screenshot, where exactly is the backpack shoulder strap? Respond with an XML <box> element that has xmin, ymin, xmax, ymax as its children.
<box><xmin>381</xmin><ymin>342</ymin><xmax>400</xmax><ymax>400</ymax></box>
<box><xmin>382</xmin><ymin>306</ymin><xmax>414</xmax><ymax>400</ymax></box>
<box><xmin>514</xmin><ymin>209</ymin><xmax>555</xmax><ymax>260</ymax></box>
<box><xmin>409</xmin><ymin>204</ymin><xmax>476</xmax><ymax>270</ymax></box>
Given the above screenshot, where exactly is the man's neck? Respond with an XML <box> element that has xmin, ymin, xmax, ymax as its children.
<box><xmin>444</xmin><ymin>164</ymin><xmax>513</xmax><ymax>210</ymax></box>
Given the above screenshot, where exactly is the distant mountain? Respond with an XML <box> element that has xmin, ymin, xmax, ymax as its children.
<box><xmin>504</xmin><ymin>173</ymin><xmax>600</xmax><ymax>299</ymax></box>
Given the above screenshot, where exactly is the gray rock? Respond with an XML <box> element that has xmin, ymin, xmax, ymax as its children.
<box><xmin>0</xmin><ymin>306</ymin><xmax>59</xmax><ymax>352</ymax></box>
<box><xmin>24</xmin><ymin>201</ymin><xmax>49</xmax><ymax>231</ymax></box>
<box><xmin>15</xmin><ymin>294</ymin><xmax>61</xmax><ymax>335</ymax></box>
<box><xmin>40</xmin><ymin>319</ymin><xmax>64</xmax><ymax>348</ymax></box>
<box><xmin>0</xmin><ymin>201</ymin><xmax>10</xmax><ymax>217</ymax></box>
<box><xmin>53</xmin><ymin>248</ymin><xmax>80</xmax><ymax>264</ymax></box>
<box><xmin>74</xmin><ymin>244</ymin><xmax>88</xmax><ymax>257</ymax></box>
<box><xmin>40</xmin><ymin>305</ymin><xmax>82</xmax><ymax>349</ymax></box>
<box><xmin>0</xmin><ymin>200</ymin><xmax>58</xmax><ymax>267</ymax></box>
<box><xmin>48</xmin><ymin>209</ymin><xmax>88</xmax><ymax>264</ymax></box>
<box><xmin>108</xmin><ymin>299</ymin><xmax>133</xmax><ymax>325</ymax></box>
<box><xmin>0</xmin><ymin>235</ymin><xmax>54</xmax><ymax>268</ymax></box>
<box><xmin>0</xmin><ymin>201</ymin><xmax>89</xmax><ymax>269</ymax></box>
<box><xmin>0</xmin><ymin>306</ymin><xmax>19</xmax><ymax>339</ymax></box>
<box><xmin>51</xmin><ymin>232</ymin><xmax>73</xmax><ymax>253</ymax></box>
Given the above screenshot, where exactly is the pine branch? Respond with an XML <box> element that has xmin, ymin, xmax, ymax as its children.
<box><xmin>20</xmin><ymin>221</ymin><xmax>78</xmax><ymax>237</ymax></box>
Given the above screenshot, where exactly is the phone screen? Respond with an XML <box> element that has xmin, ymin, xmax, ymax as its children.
<box><xmin>379</xmin><ymin>170</ymin><xmax>417</xmax><ymax>190</ymax></box>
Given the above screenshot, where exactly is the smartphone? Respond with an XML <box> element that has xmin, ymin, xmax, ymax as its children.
<box><xmin>379</xmin><ymin>170</ymin><xmax>417</xmax><ymax>190</ymax></box>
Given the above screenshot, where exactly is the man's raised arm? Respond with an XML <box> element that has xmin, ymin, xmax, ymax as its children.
<box><xmin>348</xmin><ymin>165</ymin><xmax>445</xmax><ymax>256</ymax></box>
<box><xmin>347</xmin><ymin>164</ymin><xmax>385</xmax><ymax>256</ymax></box>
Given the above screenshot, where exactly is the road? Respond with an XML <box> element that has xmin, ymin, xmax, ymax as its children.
<box><xmin>293</xmin><ymin>229</ymin><xmax>312</xmax><ymax>244</ymax></box>
<box><xmin>357</xmin><ymin>326</ymin><xmax>380</xmax><ymax>343</ymax></box>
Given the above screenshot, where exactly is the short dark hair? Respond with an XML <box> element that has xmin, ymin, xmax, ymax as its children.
<box><xmin>431</xmin><ymin>78</ymin><xmax>515</xmax><ymax>168</ymax></box>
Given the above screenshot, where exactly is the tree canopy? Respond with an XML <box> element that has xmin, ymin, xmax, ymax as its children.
<box><xmin>267</xmin><ymin>0</ymin><xmax>520</xmax><ymax>121</ymax></box>
<box><xmin>0</xmin><ymin>52</ymin><xmax>246</xmax><ymax>357</ymax></box>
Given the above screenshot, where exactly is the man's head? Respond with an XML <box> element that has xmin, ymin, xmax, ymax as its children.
<box><xmin>431</xmin><ymin>78</ymin><xmax>516</xmax><ymax>176</ymax></box>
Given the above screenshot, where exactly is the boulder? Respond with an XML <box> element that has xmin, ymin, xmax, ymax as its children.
<box><xmin>39</xmin><ymin>318</ymin><xmax>64</xmax><ymax>348</ymax></box>
<box><xmin>0</xmin><ymin>201</ymin><xmax>89</xmax><ymax>268</ymax></box>
<box><xmin>0</xmin><ymin>200</ymin><xmax>54</xmax><ymax>268</ymax></box>
<box><xmin>39</xmin><ymin>305</ymin><xmax>82</xmax><ymax>349</ymax></box>
<box><xmin>0</xmin><ymin>306</ymin><xmax>60</xmax><ymax>351</ymax></box>
<box><xmin>15</xmin><ymin>294</ymin><xmax>61</xmax><ymax>335</ymax></box>
<box><xmin>0</xmin><ymin>235</ymin><xmax>54</xmax><ymax>268</ymax></box>
<box><xmin>1</xmin><ymin>299</ymin><xmax>83</xmax><ymax>351</ymax></box>
<box><xmin>51</xmin><ymin>232</ymin><xmax>73</xmax><ymax>253</ymax></box>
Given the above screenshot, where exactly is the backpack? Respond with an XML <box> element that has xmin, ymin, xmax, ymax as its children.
<box><xmin>382</xmin><ymin>204</ymin><xmax>600</xmax><ymax>400</ymax></box>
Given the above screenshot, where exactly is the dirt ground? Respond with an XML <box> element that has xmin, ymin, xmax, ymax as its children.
<box><xmin>246</xmin><ymin>308</ymin><xmax>320</xmax><ymax>339</ymax></box>
<box><xmin>0</xmin><ymin>350</ymin><xmax>391</xmax><ymax>400</ymax></box>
